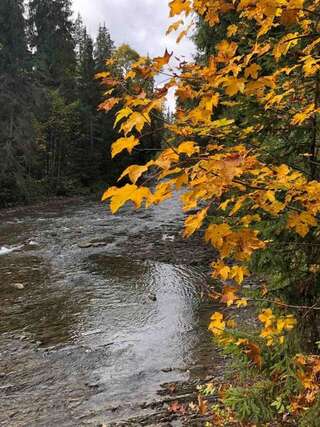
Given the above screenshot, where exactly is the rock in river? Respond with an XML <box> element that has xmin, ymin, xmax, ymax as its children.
<box><xmin>12</xmin><ymin>283</ymin><xmax>25</xmax><ymax>290</ymax></box>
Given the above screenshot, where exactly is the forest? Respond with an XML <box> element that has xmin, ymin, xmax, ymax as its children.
<box><xmin>0</xmin><ymin>0</ymin><xmax>160</xmax><ymax>208</ymax></box>
<box><xmin>2</xmin><ymin>0</ymin><xmax>320</xmax><ymax>426</ymax></box>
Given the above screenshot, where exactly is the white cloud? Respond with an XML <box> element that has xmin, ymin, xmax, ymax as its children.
<box><xmin>72</xmin><ymin>0</ymin><xmax>195</xmax><ymax>110</ymax></box>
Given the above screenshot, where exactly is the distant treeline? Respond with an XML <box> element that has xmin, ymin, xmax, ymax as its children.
<box><xmin>0</xmin><ymin>0</ymin><xmax>161</xmax><ymax>207</ymax></box>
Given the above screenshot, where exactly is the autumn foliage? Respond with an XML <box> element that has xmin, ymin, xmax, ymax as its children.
<box><xmin>99</xmin><ymin>0</ymin><xmax>320</xmax><ymax>423</ymax></box>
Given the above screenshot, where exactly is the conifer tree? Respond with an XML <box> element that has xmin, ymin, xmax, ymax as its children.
<box><xmin>94</xmin><ymin>23</ymin><xmax>114</xmax><ymax>72</ymax></box>
<box><xmin>28</xmin><ymin>0</ymin><xmax>76</xmax><ymax>95</ymax></box>
<box><xmin>0</xmin><ymin>0</ymin><xmax>36</xmax><ymax>206</ymax></box>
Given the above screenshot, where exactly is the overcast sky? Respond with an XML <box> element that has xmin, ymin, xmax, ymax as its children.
<box><xmin>73</xmin><ymin>0</ymin><xmax>195</xmax><ymax>110</ymax></box>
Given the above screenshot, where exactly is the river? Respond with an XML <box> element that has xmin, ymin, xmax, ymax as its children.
<box><xmin>0</xmin><ymin>196</ymin><xmax>222</xmax><ymax>426</ymax></box>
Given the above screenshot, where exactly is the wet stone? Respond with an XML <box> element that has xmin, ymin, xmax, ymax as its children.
<box><xmin>11</xmin><ymin>283</ymin><xmax>25</xmax><ymax>290</ymax></box>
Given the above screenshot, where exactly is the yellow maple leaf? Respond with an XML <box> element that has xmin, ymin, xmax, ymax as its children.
<box><xmin>291</xmin><ymin>103</ymin><xmax>316</xmax><ymax>125</ymax></box>
<box><xmin>302</xmin><ymin>55</ymin><xmax>320</xmax><ymax>77</ymax></box>
<box><xmin>205</xmin><ymin>224</ymin><xmax>232</xmax><ymax>249</ymax></box>
<box><xmin>222</xmin><ymin>77</ymin><xmax>246</xmax><ymax>97</ymax></box>
<box><xmin>208</xmin><ymin>312</ymin><xmax>225</xmax><ymax>336</ymax></box>
<box><xmin>114</xmin><ymin>107</ymin><xmax>133</xmax><ymax>128</ymax></box>
<box><xmin>216</xmin><ymin>40</ymin><xmax>238</xmax><ymax>63</ymax></box>
<box><xmin>230</xmin><ymin>265</ymin><xmax>248</xmax><ymax>284</ymax></box>
<box><xmin>221</xmin><ymin>286</ymin><xmax>238</xmax><ymax>307</ymax></box>
<box><xmin>227</xmin><ymin>24</ymin><xmax>238</xmax><ymax>38</ymax></box>
<box><xmin>273</xmin><ymin>33</ymin><xmax>299</xmax><ymax>61</ymax></box>
<box><xmin>258</xmin><ymin>308</ymin><xmax>274</xmax><ymax>327</ymax></box>
<box><xmin>211</xmin><ymin>260</ymin><xmax>231</xmax><ymax>281</ymax></box>
<box><xmin>244</xmin><ymin>63</ymin><xmax>261</xmax><ymax>80</ymax></box>
<box><xmin>184</xmin><ymin>208</ymin><xmax>208</xmax><ymax>238</ymax></box>
<box><xmin>177</xmin><ymin>141</ymin><xmax>200</xmax><ymax>157</ymax></box>
<box><xmin>236</xmin><ymin>298</ymin><xmax>248</xmax><ymax>308</ymax></box>
<box><xmin>148</xmin><ymin>182</ymin><xmax>173</xmax><ymax>205</ymax></box>
<box><xmin>174</xmin><ymin>172</ymin><xmax>189</xmax><ymax>189</ymax></box>
<box><xmin>282</xmin><ymin>315</ymin><xmax>297</xmax><ymax>331</ymax></box>
<box><xmin>118</xmin><ymin>162</ymin><xmax>153</xmax><ymax>184</ymax></box>
<box><xmin>169</xmin><ymin>0</ymin><xmax>191</xmax><ymax>17</ymax></box>
<box><xmin>154</xmin><ymin>49</ymin><xmax>172</xmax><ymax>69</ymax></box>
<box><xmin>287</xmin><ymin>211</ymin><xmax>317</xmax><ymax>237</ymax></box>
<box><xmin>102</xmin><ymin>184</ymin><xmax>151</xmax><ymax>213</ymax></box>
<box><xmin>111</xmin><ymin>136</ymin><xmax>140</xmax><ymax>158</ymax></box>
<box><xmin>120</xmin><ymin>112</ymin><xmax>149</xmax><ymax>135</ymax></box>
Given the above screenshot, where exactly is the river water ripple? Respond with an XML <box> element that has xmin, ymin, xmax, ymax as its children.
<box><xmin>0</xmin><ymin>197</ymin><xmax>219</xmax><ymax>426</ymax></box>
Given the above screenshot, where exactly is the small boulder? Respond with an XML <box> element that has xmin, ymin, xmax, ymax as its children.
<box><xmin>78</xmin><ymin>241</ymin><xmax>93</xmax><ymax>249</ymax></box>
<box><xmin>147</xmin><ymin>293</ymin><xmax>157</xmax><ymax>302</ymax></box>
<box><xmin>12</xmin><ymin>283</ymin><xmax>25</xmax><ymax>290</ymax></box>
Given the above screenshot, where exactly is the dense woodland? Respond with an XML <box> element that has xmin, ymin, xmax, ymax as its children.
<box><xmin>0</xmin><ymin>0</ymin><xmax>161</xmax><ymax>207</ymax></box>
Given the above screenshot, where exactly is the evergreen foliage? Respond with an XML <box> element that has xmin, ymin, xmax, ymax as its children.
<box><xmin>0</xmin><ymin>2</ymin><xmax>160</xmax><ymax>207</ymax></box>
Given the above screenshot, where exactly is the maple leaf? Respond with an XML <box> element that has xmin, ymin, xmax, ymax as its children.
<box><xmin>98</xmin><ymin>97</ymin><xmax>120</xmax><ymax>112</ymax></box>
<box><xmin>280</xmin><ymin>8</ymin><xmax>299</xmax><ymax>26</ymax></box>
<box><xmin>168</xmin><ymin>401</ymin><xmax>187</xmax><ymax>414</ymax></box>
<box><xmin>174</xmin><ymin>172</ymin><xmax>189</xmax><ymax>189</ymax></box>
<box><xmin>95</xmin><ymin>71</ymin><xmax>110</xmax><ymax>79</ymax></box>
<box><xmin>302</xmin><ymin>56</ymin><xmax>320</xmax><ymax>76</ymax></box>
<box><xmin>245</xmin><ymin>342</ymin><xmax>263</xmax><ymax>368</ymax></box>
<box><xmin>184</xmin><ymin>208</ymin><xmax>208</xmax><ymax>238</ymax></box>
<box><xmin>258</xmin><ymin>308</ymin><xmax>274</xmax><ymax>327</ymax></box>
<box><xmin>154</xmin><ymin>49</ymin><xmax>172</xmax><ymax>69</ymax></box>
<box><xmin>236</xmin><ymin>298</ymin><xmax>248</xmax><ymax>308</ymax></box>
<box><xmin>120</xmin><ymin>112</ymin><xmax>149</xmax><ymax>135</ymax></box>
<box><xmin>118</xmin><ymin>163</ymin><xmax>153</xmax><ymax>184</ymax></box>
<box><xmin>291</xmin><ymin>104</ymin><xmax>316</xmax><ymax>125</ymax></box>
<box><xmin>244</xmin><ymin>63</ymin><xmax>261</xmax><ymax>80</ymax></box>
<box><xmin>221</xmin><ymin>286</ymin><xmax>238</xmax><ymax>307</ymax></box>
<box><xmin>273</xmin><ymin>33</ymin><xmax>299</xmax><ymax>61</ymax></box>
<box><xmin>198</xmin><ymin>395</ymin><xmax>208</xmax><ymax>416</ymax></box>
<box><xmin>169</xmin><ymin>0</ymin><xmax>191</xmax><ymax>17</ymax></box>
<box><xmin>230</xmin><ymin>265</ymin><xmax>248</xmax><ymax>284</ymax></box>
<box><xmin>114</xmin><ymin>107</ymin><xmax>133</xmax><ymax>128</ymax></box>
<box><xmin>227</xmin><ymin>24</ymin><xmax>238</xmax><ymax>38</ymax></box>
<box><xmin>222</xmin><ymin>77</ymin><xmax>246</xmax><ymax>97</ymax></box>
<box><xmin>177</xmin><ymin>141</ymin><xmax>200</xmax><ymax>157</ymax></box>
<box><xmin>111</xmin><ymin>136</ymin><xmax>140</xmax><ymax>158</ymax></box>
<box><xmin>287</xmin><ymin>211</ymin><xmax>317</xmax><ymax>237</ymax></box>
<box><xmin>102</xmin><ymin>184</ymin><xmax>151</xmax><ymax>213</ymax></box>
<box><xmin>148</xmin><ymin>182</ymin><xmax>173</xmax><ymax>205</ymax></box>
<box><xmin>208</xmin><ymin>312</ymin><xmax>225</xmax><ymax>336</ymax></box>
<box><xmin>125</xmin><ymin>69</ymin><xmax>136</xmax><ymax>80</ymax></box>
<box><xmin>216</xmin><ymin>40</ymin><xmax>238</xmax><ymax>63</ymax></box>
<box><xmin>211</xmin><ymin>260</ymin><xmax>231</xmax><ymax>281</ymax></box>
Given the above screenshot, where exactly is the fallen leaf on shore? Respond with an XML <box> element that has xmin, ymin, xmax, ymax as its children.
<box><xmin>168</xmin><ymin>401</ymin><xmax>187</xmax><ymax>414</ymax></box>
<box><xmin>198</xmin><ymin>395</ymin><xmax>208</xmax><ymax>415</ymax></box>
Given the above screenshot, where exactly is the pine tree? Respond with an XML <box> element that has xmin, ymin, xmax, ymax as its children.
<box><xmin>94</xmin><ymin>23</ymin><xmax>114</xmax><ymax>72</ymax></box>
<box><xmin>0</xmin><ymin>0</ymin><xmax>37</xmax><ymax>206</ymax></box>
<box><xmin>73</xmin><ymin>13</ymin><xmax>84</xmax><ymax>60</ymax></box>
<box><xmin>79</xmin><ymin>29</ymin><xmax>98</xmax><ymax>107</ymax></box>
<box><xmin>28</xmin><ymin>0</ymin><xmax>76</xmax><ymax>95</ymax></box>
<box><xmin>74</xmin><ymin>28</ymin><xmax>101</xmax><ymax>184</ymax></box>
<box><xmin>0</xmin><ymin>0</ymin><xmax>30</xmax><ymax>73</ymax></box>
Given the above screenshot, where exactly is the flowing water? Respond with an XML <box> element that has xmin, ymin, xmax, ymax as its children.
<box><xmin>0</xmin><ymin>197</ymin><xmax>220</xmax><ymax>426</ymax></box>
